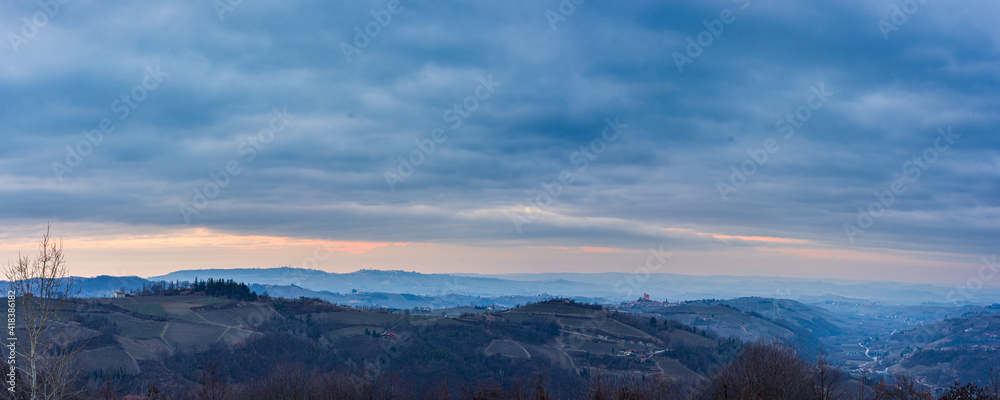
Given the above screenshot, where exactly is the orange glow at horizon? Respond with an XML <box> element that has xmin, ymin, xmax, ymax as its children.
<box><xmin>703</xmin><ymin>233</ymin><xmax>810</xmax><ymax>244</ymax></box>
<box><xmin>0</xmin><ymin>224</ymin><xmax>979</xmax><ymax>286</ymax></box>
<box><xmin>580</xmin><ymin>246</ymin><xmax>629</xmax><ymax>253</ymax></box>
<box><xmin>527</xmin><ymin>246</ymin><xmax>571</xmax><ymax>251</ymax></box>
<box><xmin>0</xmin><ymin>227</ymin><xmax>422</xmax><ymax>255</ymax></box>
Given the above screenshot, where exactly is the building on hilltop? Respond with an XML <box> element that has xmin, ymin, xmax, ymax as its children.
<box><xmin>616</xmin><ymin>294</ymin><xmax>669</xmax><ymax>310</ymax></box>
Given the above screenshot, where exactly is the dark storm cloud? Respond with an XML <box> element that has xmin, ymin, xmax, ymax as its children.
<box><xmin>1</xmin><ymin>0</ymin><xmax>997</xmax><ymax>259</ymax></box>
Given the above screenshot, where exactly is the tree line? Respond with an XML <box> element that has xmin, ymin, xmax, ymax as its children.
<box><xmin>190</xmin><ymin>278</ymin><xmax>258</xmax><ymax>301</ymax></box>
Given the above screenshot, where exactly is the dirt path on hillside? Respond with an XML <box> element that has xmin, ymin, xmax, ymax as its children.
<box><xmin>215</xmin><ymin>326</ymin><xmax>232</xmax><ymax>344</ymax></box>
<box><xmin>159</xmin><ymin>322</ymin><xmax>171</xmax><ymax>350</ymax></box>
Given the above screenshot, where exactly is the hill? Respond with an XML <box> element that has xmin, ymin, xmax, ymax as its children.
<box><xmin>31</xmin><ymin>289</ymin><xmax>1000</xmax><ymax>398</ymax></box>
<box><xmin>61</xmin><ymin>294</ymin><xmax>279</xmax><ymax>379</ymax></box>
<box><xmin>643</xmin><ymin>302</ymin><xmax>793</xmax><ymax>343</ymax></box>
<box><xmin>874</xmin><ymin>310</ymin><xmax>1000</xmax><ymax>389</ymax></box>
<box><xmin>57</xmin><ymin>294</ymin><xmax>739</xmax><ymax>397</ymax></box>
<box><xmin>625</xmin><ymin>297</ymin><xmax>866</xmax><ymax>363</ymax></box>
<box><xmin>719</xmin><ymin>297</ymin><xmax>849</xmax><ymax>337</ymax></box>
<box><xmin>68</xmin><ymin>275</ymin><xmax>156</xmax><ymax>298</ymax></box>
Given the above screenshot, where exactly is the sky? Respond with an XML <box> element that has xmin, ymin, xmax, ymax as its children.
<box><xmin>0</xmin><ymin>0</ymin><xmax>998</xmax><ymax>285</ymax></box>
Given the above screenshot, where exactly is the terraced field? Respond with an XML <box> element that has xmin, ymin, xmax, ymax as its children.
<box><xmin>117</xmin><ymin>316</ymin><xmax>166</xmax><ymax>339</ymax></box>
<box><xmin>329</xmin><ymin>325</ymin><xmax>385</xmax><ymax>338</ymax></box>
<box><xmin>485</xmin><ymin>340</ymin><xmax>530</xmax><ymax>359</ymax></box>
<box><xmin>509</xmin><ymin>301</ymin><xmax>603</xmax><ymax>317</ymax></box>
<box><xmin>162</xmin><ymin>320</ymin><xmax>228</xmax><ymax>350</ymax></box>
<box><xmin>304</xmin><ymin>310</ymin><xmax>404</xmax><ymax>326</ymax></box>
<box><xmin>495</xmin><ymin>299</ymin><xmax>702</xmax><ymax>379</ymax></box>
<box><xmin>199</xmin><ymin>303</ymin><xmax>278</xmax><ymax>327</ymax></box>
<box><xmin>75</xmin><ymin>295</ymin><xmax>281</xmax><ymax>373</ymax></box>
<box><xmin>657</xmin><ymin>358</ymin><xmax>702</xmax><ymax>381</ymax></box>
<box><xmin>662</xmin><ymin>329</ymin><xmax>717</xmax><ymax>347</ymax></box>
<box><xmin>79</xmin><ymin>346</ymin><xmax>139</xmax><ymax>374</ymax></box>
<box><xmin>578</xmin><ymin>340</ymin><xmax>616</xmax><ymax>354</ymax></box>
<box><xmin>70</xmin><ymin>295</ymin><xmax>731</xmax><ymax>384</ymax></box>
<box><xmin>556</xmin><ymin>316</ymin><xmax>651</xmax><ymax>340</ymax></box>
<box><xmin>646</xmin><ymin>304</ymin><xmax>793</xmax><ymax>342</ymax></box>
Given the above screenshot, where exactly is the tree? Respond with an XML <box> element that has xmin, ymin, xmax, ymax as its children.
<box><xmin>989</xmin><ymin>362</ymin><xmax>1000</xmax><ymax>400</ymax></box>
<box><xmin>704</xmin><ymin>340</ymin><xmax>815</xmax><ymax>400</ymax></box>
<box><xmin>145</xmin><ymin>384</ymin><xmax>166</xmax><ymax>400</ymax></box>
<box><xmin>938</xmin><ymin>382</ymin><xmax>991</xmax><ymax>400</ymax></box>
<box><xmin>534</xmin><ymin>374</ymin><xmax>550</xmax><ymax>400</ymax></box>
<box><xmin>814</xmin><ymin>355</ymin><xmax>845</xmax><ymax>400</ymax></box>
<box><xmin>193</xmin><ymin>362</ymin><xmax>231</xmax><ymax>400</ymax></box>
<box><xmin>3</xmin><ymin>226</ymin><xmax>82</xmax><ymax>400</ymax></box>
<box><xmin>873</xmin><ymin>374</ymin><xmax>933</xmax><ymax>400</ymax></box>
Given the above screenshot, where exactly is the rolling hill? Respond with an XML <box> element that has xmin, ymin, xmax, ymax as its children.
<box><xmin>53</xmin><ymin>293</ymin><xmax>740</xmax><ymax>396</ymax></box>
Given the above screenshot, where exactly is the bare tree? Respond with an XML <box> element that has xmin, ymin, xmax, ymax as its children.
<box><xmin>4</xmin><ymin>226</ymin><xmax>82</xmax><ymax>400</ymax></box>
<box><xmin>703</xmin><ymin>340</ymin><xmax>815</xmax><ymax>400</ymax></box>
<box><xmin>883</xmin><ymin>374</ymin><xmax>933</xmax><ymax>400</ymax></box>
<box><xmin>989</xmin><ymin>362</ymin><xmax>1000</xmax><ymax>400</ymax></box>
<box><xmin>192</xmin><ymin>362</ymin><xmax>231</xmax><ymax>400</ymax></box>
<box><xmin>813</xmin><ymin>355</ymin><xmax>845</xmax><ymax>400</ymax></box>
<box><xmin>865</xmin><ymin>374</ymin><xmax>933</xmax><ymax>400</ymax></box>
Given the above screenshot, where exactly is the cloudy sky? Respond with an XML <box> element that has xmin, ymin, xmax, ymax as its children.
<box><xmin>1</xmin><ymin>0</ymin><xmax>997</xmax><ymax>284</ymax></box>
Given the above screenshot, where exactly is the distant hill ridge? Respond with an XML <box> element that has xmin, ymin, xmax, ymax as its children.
<box><xmin>40</xmin><ymin>267</ymin><xmax>1000</xmax><ymax>305</ymax></box>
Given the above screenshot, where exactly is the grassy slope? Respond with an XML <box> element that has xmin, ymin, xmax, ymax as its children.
<box><xmin>79</xmin><ymin>295</ymin><xmax>281</xmax><ymax>373</ymax></box>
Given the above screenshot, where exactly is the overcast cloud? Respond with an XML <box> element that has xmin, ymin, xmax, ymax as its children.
<box><xmin>1</xmin><ymin>0</ymin><xmax>997</xmax><ymax>282</ymax></box>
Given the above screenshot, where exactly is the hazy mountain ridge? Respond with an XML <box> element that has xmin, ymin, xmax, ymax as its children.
<box><xmin>247</xmin><ymin>283</ymin><xmax>569</xmax><ymax>310</ymax></box>
<box><xmin>52</xmin><ymin>267</ymin><xmax>1000</xmax><ymax>306</ymax></box>
<box><xmin>146</xmin><ymin>267</ymin><xmax>1000</xmax><ymax>306</ymax></box>
<box><xmin>150</xmin><ymin>267</ymin><xmax>611</xmax><ymax>299</ymax></box>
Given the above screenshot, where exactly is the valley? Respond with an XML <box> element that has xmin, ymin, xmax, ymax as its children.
<box><xmin>44</xmin><ymin>280</ymin><xmax>1000</xmax><ymax>398</ymax></box>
